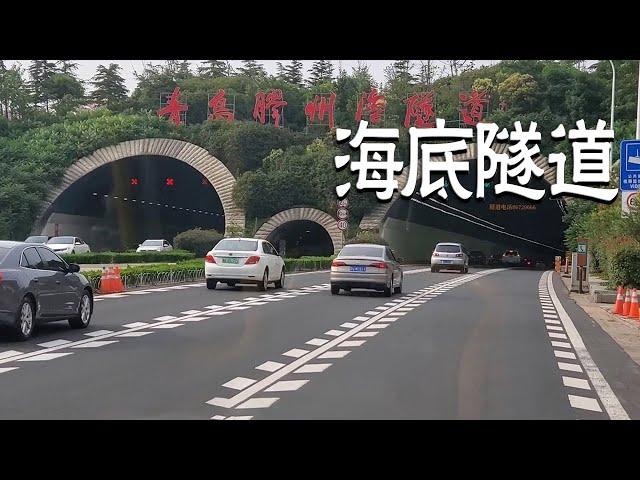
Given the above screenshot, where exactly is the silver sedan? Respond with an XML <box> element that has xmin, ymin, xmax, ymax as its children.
<box><xmin>330</xmin><ymin>243</ymin><xmax>403</xmax><ymax>296</ymax></box>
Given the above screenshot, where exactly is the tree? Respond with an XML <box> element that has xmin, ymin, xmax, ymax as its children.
<box><xmin>56</xmin><ymin>60</ymin><xmax>80</xmax><ymax>76</ymax></box>
<box><xmin>0</xmin><ymin>63</ymin><xmax>31</xmax><ymax>119</ymax></box>
<box><xmin>28</xmin><ymin>60</ymin><xmax>58</xmax><ymax>111</ymax></box>
<box><xmin>417</xmin><ymin>60</ymin><xmax>442</xmax><ymax>87</ymax></box>
<box><xmin>282</xmin><ymin>60</ymin><xmax>304</xmax><ymax>86</ymax></box>
<box><xmin>91</xmin><ymin>64</ymin><xmax>129</xmax><ymax>110</ymax></box>
<box><xmin>497</xmin><ymin>73</ymin><xmax>538</xmax><ymax>111</ymax></box>
<box><xmin>308</xmin><ymin>60</ymin><xmax>334</xmax><ymax>86</ymax></box>
<box><xmin>385</xmin><ymin>60</ymin><xmax>416</xmax><ymax>86</ymax></box>
<box><xmin>198</xmin><ymin>60</ymin><xmax>227</xmax><ymax>78</ymax></box>
<box><xmin>445</xmin><ymin>60</ymin><xmax>474</xmax><ymax>77</ymax></box>
<box><xmin>44</xmin><ymin>73</ymin><xmax>85</xmax><ymax>114</ymax></box>
<box><xmin>238</xmin><ymin>60</ymin><xmax>266</xmax><ymax>78</ymax></box>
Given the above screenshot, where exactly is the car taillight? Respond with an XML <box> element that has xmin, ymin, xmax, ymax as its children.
<box><xmin>369</xmin><ymin>262</ymin><xmax>388</xmax><ymax>269</ymax></box>
<box><xmin>245</xmin><ymin>255</ymin><xmax>261</xmax><ymax>265</ymax></box>
<box><xmin>0</xmin><ymin>272</ymin><xmax>3</xmax><ymax>284</ymax></box>
<box><xmin>455</xmin><ymin>253</ymin><xmax>463</xmax><ymax>257</ymax></box>
<box><xmin>332</xmin><ymin>260</ymin><xmax>346</xmax><ymax>267</ymax></box>
<box><xmin>433</xmin><ymin>252</ymin><xmax>440</xmax><ymax>256</ymax></box>
<box><xmin>205</xmin><ymin>255</ymin><xmax>216</xmax><ymax>264</ymax></box>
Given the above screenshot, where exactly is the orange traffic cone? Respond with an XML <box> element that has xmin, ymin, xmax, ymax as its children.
<box><xmin>100</xmin><ymin>266</ymin><xmax>110</xmax><ymax>294</ymax></box>
<box><xmin>628</xmin><ymin>289</ymin><xmax>639</xmax><ymax>318</ymax></box>
<box><xmin>113</xmin><ymin>266</ymin><xmax>124</xmax><ymax>293</ymax></box>
<box><xmin>622</xmin><ymin>288</ymin><xmax>632</xmax><ymax>316</ymax></box>
<box><xmin>613</xmin><ymin>286</ymin><xmax>626</xmax><ymax>314</ymax></box>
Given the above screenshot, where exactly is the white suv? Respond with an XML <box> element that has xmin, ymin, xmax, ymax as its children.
<box><xmin>502</xmin><ymin>249</ymin><xmax>521</xmax><ymax>265</ymax></box>
<box><xmin>430</xmin><ymin>242</ymin><xmax>469</xmax><ymax>273</ymax></box>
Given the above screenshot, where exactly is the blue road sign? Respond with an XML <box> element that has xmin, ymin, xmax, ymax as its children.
<box><xmin>620</xmin><ymin>140</ymin><xmax>640</xmax><ymax>191</ymax></box>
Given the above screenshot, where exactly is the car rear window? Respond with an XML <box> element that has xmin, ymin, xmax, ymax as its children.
<box><xmin>214</xmin><ymin>239</ymin><xmax>258</xmax><ymax>252</ymax></box>
<box><xmin>339</xmin><ymin>245</ymin><xmax>384</xmax><ymax>258</ymax></box>
<box><xmin>48</xmin><ymin>236</ymin><xmax>74</xmax><ymax>244</ymax></box>
<box><xmin>142</xmin><ymin>240</ymin><xmax>163</xmax><ymax>246</ymax></box>
<box><xmin>505</xmin><ymin>250</ymin><xmax>519</xmax><ymax>256</ymax></box>
<box><xmin>435</xmin><ymin>244</ymin><xmax>461</xmax><ymax>253</ymax></box>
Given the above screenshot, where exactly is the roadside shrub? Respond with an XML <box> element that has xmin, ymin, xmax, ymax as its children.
<box><xmin>173</xmin><ymin>228</ymin><xmax>223</xmax><ymax>257</ymax></box>
<box><xmin>284</xmin><ymin>256</ymin><xmax>335</xmax><ymax>272</ymax></box>
<box><xmin>62</xmin><ymin>250</ymin><xmax>194</xmax><ymax>264</ymax></box>
<box><xmin>345</xmin><ymin>230</ymin><xmax>388</xmax><ymax>246</ymax></box>
<box><xmin>608</xmin><ymin>246</ymin><xmax>640</xmax><ymax>288</ymax></box>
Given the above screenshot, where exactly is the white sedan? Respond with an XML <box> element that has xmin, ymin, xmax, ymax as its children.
<box><xmin>205</xmin><ymin>238</ymin><xmax>285</xmax><ymax>291</ymax></box>
<box><xmin>136</xmin><ymin>239</ymin><xmax>173</xmax><ymax>253</ymax></box>
<box><xmin>46</xmin><ymin>236</ymin><xmax>91</xmax><ymax>255</ymax></box>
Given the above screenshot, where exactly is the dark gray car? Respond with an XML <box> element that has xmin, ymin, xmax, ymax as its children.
<box><xmin>0</xmin><ymin>241</ymin><xmax>93</xmax><ymax>340</ymax></box>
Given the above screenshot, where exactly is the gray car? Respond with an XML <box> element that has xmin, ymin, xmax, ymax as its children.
<box><xmin>0</xmin><ymin>241</ymin><xmax>93</xmax><ymax>340</ymax></box>
<box><xmin>330</xmin><ymin>243</ymin><xmax>403</xmax><ymax>296</ymax></box>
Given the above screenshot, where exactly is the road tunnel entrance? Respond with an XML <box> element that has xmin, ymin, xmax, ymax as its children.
<box><xmin>267</xmin><ymin>220</ymin><xmax>334</xmax><ymax>258</ymax></box>
<box><xmin>40</xmin><ymin>155</ymin><xmax>225</xmax><ymax>251</ymax></box>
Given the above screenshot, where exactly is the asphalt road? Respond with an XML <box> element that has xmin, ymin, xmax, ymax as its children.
<box><xmin>1</xmin><ymin>266</ymin><xmax>639</xmax><ymax>420</ymax></box>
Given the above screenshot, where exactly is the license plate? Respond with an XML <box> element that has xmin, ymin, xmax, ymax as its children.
<box><xmin>441</xmin><ymin>260</ymin><xmax>452</xmax><ymax>264</ymax></box>
<box><xmin>222</xmin><ymin>257</ymin><xmax>239</xmax><ymax>264</ymax></box>
<box><xmin>349</xmin><ymin>265</ymin><xmax>366</xmax><ymax>272</ymax></box>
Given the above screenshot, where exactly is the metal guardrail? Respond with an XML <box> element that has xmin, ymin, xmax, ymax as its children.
<box><xmin>91</xmin><ymin>268</ymin><xmax>205</xmax><ymax>293</ymax></box>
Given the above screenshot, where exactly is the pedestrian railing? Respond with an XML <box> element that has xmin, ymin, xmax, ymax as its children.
<box><xmin>90</xmin><ymin>268</ymin><xmax>205</xmax><ymax>292</ymax></box>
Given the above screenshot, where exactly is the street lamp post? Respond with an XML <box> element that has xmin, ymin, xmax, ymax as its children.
<box><xmin>636</xmin><ymin>60</ymin><xmax>640</xmax><ymax>138</ymax></box>
<box><xmin>609</xmin><ymin>60</ymin><xmax>616</xmax><ymax>168</ymax></box>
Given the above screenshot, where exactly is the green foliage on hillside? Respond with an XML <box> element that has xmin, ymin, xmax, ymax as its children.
<box><xmin>0</xmin><ymin>59</ymin><xmax>638</xmax><ymax>250</ymax></box>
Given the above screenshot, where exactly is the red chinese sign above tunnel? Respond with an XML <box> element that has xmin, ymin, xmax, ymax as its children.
<box><xmin>157</xmin><ymin>87</ymin><xmax>489</xmax><ymax>128</ymax></box>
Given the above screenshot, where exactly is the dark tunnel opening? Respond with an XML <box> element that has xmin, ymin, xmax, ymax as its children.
<box><xmin>267</xmin><ymin>220</ymin><xmax>334</xmax><ymax>258</ymax></box>
<box><xmin>40</xmin><ymin>155</ymin><xmax>225</xmax><ymax>251</ymax></box>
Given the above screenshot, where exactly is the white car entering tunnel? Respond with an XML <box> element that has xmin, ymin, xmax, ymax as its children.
<box><xmin>205</xmin><ymin>238</ymin><xmax>285</xmax><ymax>291</ymax></box>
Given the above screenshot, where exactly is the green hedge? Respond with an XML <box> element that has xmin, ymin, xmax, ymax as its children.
<box><xmin>62</xmin><ymin>250</ymin><xmax>195</xmax><ymax>264</ymax></box>
<box><xmin>608</xmin><ymin>246</ymin><xmax>640</xmax><ymax>288</ymax></box>
<box><xmin>83</xmin><ymin>256</ymin><xmax>334</xmax><ymax>287</ymax></box>
<box><xmin>284</xmin><ymin>256</ymin><xmax>335</xmax><ymax>272</ymax></box>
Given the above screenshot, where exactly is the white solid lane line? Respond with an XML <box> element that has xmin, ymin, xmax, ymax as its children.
<box><xmin>19</xmin><ymin>352</ymin><xmax>73</xmax><ymax>362</ymax></box>
<box><xmin>547</xmin><ymin>272</ymin><xmax>629</xmax><ymax>420</ymax></box>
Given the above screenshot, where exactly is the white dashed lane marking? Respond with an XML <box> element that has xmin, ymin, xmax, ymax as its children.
<box><xmin>206</xmin><ymin>270</ymin><xmax>503</xmax><ymax>416</ymax></box>
<box><xmin>0</xmin><ymin>350</ymin><xmax>24</xmax><ymax>360</ymax></box>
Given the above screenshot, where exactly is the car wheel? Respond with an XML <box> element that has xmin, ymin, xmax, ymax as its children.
<box><xmin>394</xmin><ymin>275</ymin><xmax>402</xmax><ymax>294</ymax></box>
<box><xmin>431</xmin><ymin>266</ymin><xmax>438</xmax><ymax>273</ymax></box>
<box><xmin>275</xmin><ymin>268</ymin><xmax>285</xmax><ymax>289</ymax></box>
<box><xmin>227</xmin><ymin>282</ymin><xmax>237</xmax><ymax>288</ymax></box>
<box><xmin>331</xmin><ymin>285</ymin><xmax>340</xmax><ymax>295</ymax></box>
<box><xmin>69</xmin><ymin>291</ymin><xmax>92</xmax><ymax>329</ymax></box>
<box><xmin>14</xmin><ymin>296</ymin><xmax>36</xmax><ymax>341</ymax></box>
<box><xmin>384</xmin><ymin>275</ymin><xmax>393</xmax><ymax>297</ymax></box>
<box><xmin>206</xmin><ymin>279</ymin><xmax>217</xmax><ymax>290</ymax></box>
<box><xmin>257</xmin><ymin>269</ymin><xmax>268</xmax><ymax>291</ymax></box>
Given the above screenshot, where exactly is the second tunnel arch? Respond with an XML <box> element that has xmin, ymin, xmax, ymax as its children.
<box><xmin>254</xmin><ymin>207</ymin><xmax>343</xmax><ymax>255</ymax></box>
